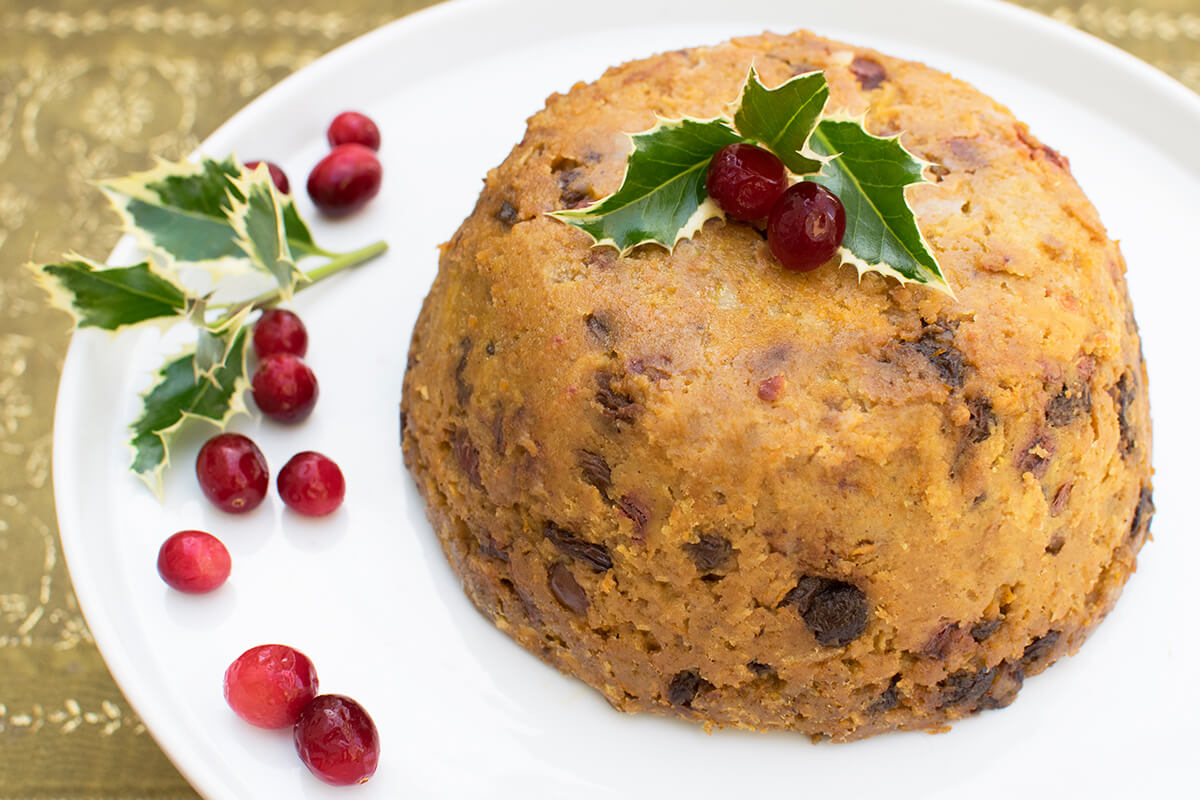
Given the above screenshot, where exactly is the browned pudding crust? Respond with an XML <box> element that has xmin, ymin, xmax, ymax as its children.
<box><xmin>400</xmin><ymin>30</ymin><xmax>1153</xmax><ymax>741</ymax></box>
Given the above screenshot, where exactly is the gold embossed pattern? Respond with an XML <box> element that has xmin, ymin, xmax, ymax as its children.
<box><xmin>0</xmin><ymin>1</ymin><xmax>1193</xmax><ymax>796</ymax></box>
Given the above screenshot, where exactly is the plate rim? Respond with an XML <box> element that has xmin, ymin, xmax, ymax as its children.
<box><xmin>51</xmin><ymin>0</ymin><xmax>1200</xmax><ymax>797</ymax></box>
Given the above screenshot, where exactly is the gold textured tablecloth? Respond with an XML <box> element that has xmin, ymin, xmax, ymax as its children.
<box><xmin>0</xmin><ymin>1</ymin><xmax>1195</xmax><ymax>796</ymax></box>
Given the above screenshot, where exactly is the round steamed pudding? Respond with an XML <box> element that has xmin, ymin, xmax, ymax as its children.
<box><xmin>400</xmin><ymin>30</ymin><xmax>1153</xmax><ymax>741</ymax></box>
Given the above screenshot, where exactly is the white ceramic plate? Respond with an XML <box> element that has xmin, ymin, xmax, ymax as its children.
<box><xmin>54</xmin><ymin>0</ymin><xmax>1200</xmax><ymax>797</ymax></box>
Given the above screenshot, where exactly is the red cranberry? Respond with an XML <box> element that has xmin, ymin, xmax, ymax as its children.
<box><xmin>252</xmin><ymin>308</ymin><xmax>308</xmax><ymax>358</ymax></box>
<box><xmin>294</xmin><ymin>695</ymin><xmax>380</xmax><ymax>786</ymax></box>
<box><xmin>767</xmin><ymin>181</ymin><xmax>847</xmax><ymax>272</ymax></box>
<box><xmin>278</xmin><ymin>451</ymin><xmax>345</xmax><ymax>516</ymax></box>
<box><xmin>252</xmin><ymin>353</ymin><xmax>318</xmax><ymax>424</ymax></box>
<box><xmin>705</xmin><ymin>143</ymin><xmax>787</xmax><ymax>221</ymax></box>
<box><xmin>156</xmin><ymin>530</ymin><xmax>231</xmax><ymax>593</ymax></box>
<box><xmin>243</xmin><ymin>160</ymin><xmax>290</xmax><ymax>194</ymax></box>
<box><xmin>327</xmin><ymin>111</ymin><xmax>381</xmax><ymax>151</ymax></box>
<box><xmin>195</xmin><ymin>433</ymin><xmax>269</xmax><ymax>513</ymax></box>
<box><xmin>306</xmin><ymin>144</ymin><xmax>382</xmax><ymax>217</ymax></box>
<box><xmin>224</xmin><ymin>644</ymin><xmax>319</xmax><ymax>729</ymax></box>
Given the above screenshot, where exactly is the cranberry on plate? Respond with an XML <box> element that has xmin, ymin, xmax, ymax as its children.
<box><xmin>195</xmin><ymin>433</ymin><xmax>269</xmax><ymax>513</ymax></box>
<box><xmin>156</xmin><ymin>530</ymin><xmax>231</xmax><ymax>593</ymax></box>
<box><xmin>327</xmin><ymin>111</ymin><xmax>382</xmax><ymax>151</ymax></box>
<box><xmin>277</xmin><ymin>451</ymin><xmax>345</xmax><ymax>517</ymax></box>
<box><xmin>243</xmin><ymin>160</ymin><xmax>291</xmax><ymax>194</ymax></box>
<box><xmin>252</xmin><ymin>308</ymin><xmax>308</xmax><ymax>359</ymax></box>
<box><xmin>223</xmin><ymin>644</ymin><xmax>319</xmax><ymax>729</ymax></box>
<box><xmin>252</xmin><ymin>353</ymin><xmax>319</xmax><ymax>424</ymax></box>
<box><xmin>294</xmin><ymin>694</ymin><xmax>380</xmax><ymax>785</ymax></box>
<box><xmin>306</xmin><ymin>144</ymin><xmax>382</xmax><ymax>217</ymax></box>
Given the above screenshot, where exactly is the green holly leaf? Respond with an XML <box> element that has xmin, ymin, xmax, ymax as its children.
<box><xmin>734</xmin><ymin>66</ymin><xmax>828</xmax><ymax>175</ymax></box>
<box><xmin>99</xmin><ymin>157</ymin><xmax>327</xmax><ymax>269</ymax></box>
<box><xmin>129</xmin><ymin>327</ymin><xmax>250</xmax><ymax>495</ymax></box>
<box><xmin>547</xmin><ymin>67</ymin><xmax>949</xmax><ymax>293</ymax></box>
<box><xmin>550</xmin><ymin>117</ymin><xmax>744</xmax><ymax>253</ymax></box>
<box><xmin>807</xmin><ymin>119</ymin><xmax>953</xmax><ymax>296</ymax></box>
<box><xmin>226</xmin><ymin>167</ymin><xmax>307</xmax><ymax>297</ymax></box>
<box><xmin>33</xmin><ymin>257</ymin><xmax>190</xmax><ymax>331</ymax></box>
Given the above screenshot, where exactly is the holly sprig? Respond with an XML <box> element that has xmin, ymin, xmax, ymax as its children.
<box><xmin>31</xmin><ymin>159</ymin><xmax>387</xmax><ymax>494</ymax></box>
<box><xmin>551</xmin><ymin>67</ymin><xmax>951</xmax><ymax>295</ymax></box>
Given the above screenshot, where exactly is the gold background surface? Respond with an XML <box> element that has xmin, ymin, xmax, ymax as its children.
<box><xmin>0</xmin><ymin>0</ymin><xmax>1195</xmax><ymax>796</ymax></box>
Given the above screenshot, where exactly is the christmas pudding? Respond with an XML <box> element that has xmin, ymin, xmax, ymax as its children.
<box><xmin>400</xmin><ymin>30</ymin><xmax>1153</xmax><ymax>740</ymax></box>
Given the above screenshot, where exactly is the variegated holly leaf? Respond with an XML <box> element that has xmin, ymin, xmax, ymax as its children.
<box><xmin>31</xmin><ymin>147</ymin><xmax>391</xmax><ymax>497</ymax></box>
<box><xmin>807</xmin><ymin>119</ymin><xmax>952</xmax><ymax>296</ymax></box>
<box><xmin>192</xmin><ymin>301</ymin><xmax>254</xmax><ymax>387</ymax></box>
<box><xmin>226</xmin><ymin>168</ymin><xmax>307</xmax><ymax>297</ymax></box>
<box><xmin>550</xmin><ymin>117</ymin><xmax>744</xmax><ymax>253</ymax></box>
<box><xmin>129</xmin><ymin>327</ymin><xmax>250</xmax><ymax>495</ymax></box>
<box><xmin>733</xmin><ymin>66</ymin><xmax>828</xmax><ymax>175</ymax></box>
<box><xmin>99</xmin><ymin>157</ymin><xmax>326</xmax><ymax>269</ymax></box>
<box><xmin>33</xmin><ymin>257</ymin><xmax>190</xmax><ymax>331</ymax></box>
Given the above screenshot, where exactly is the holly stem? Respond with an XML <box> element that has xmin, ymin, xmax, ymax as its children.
<box><xmin>209</xmin><ymin>240</ymin><xmax>387</xmax><ymax>327</ymax></box>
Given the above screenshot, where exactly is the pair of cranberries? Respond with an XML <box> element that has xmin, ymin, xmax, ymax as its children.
<box><xmin>252</xmin><ymin>308</ymin><xmax>319</xmax><ymax>424</ymax></box>
<box><xmin>245</xmin><ymin>110</ymin><xmax>382</xmax><ymax>217</ymax></box>
<box><xmin>224</xmin><ymin>644</ymin><xmax>379</xmax><ymax>785</ymax></box>
<box><xmin>308</xmin><ymin>111</ymin><xmax>383</xmax><ymax>217</ymax></box>
<box><xmin>194</xmin><ymin>434</ymin><xmax>345</xmax><ymax>517</ymax></box>
<box><xmin>705</xmin><ymin>142</ymin><xmax>847</xmax><ymax>272</ymax></box>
